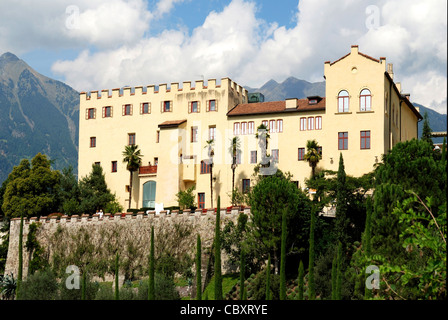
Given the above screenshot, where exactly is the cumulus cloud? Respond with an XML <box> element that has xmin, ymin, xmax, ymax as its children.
<box><xmin>2</xmin><ymin>0</ymin><xmax>445</xmax><ymax>113</ymax></box>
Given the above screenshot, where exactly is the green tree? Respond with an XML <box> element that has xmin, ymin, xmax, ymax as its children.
<box><xmin>25</xmin><ymin>222</ymin><xmax>46</xmax><ymax>275</ymax></box>
<box><xmin>331</xmin><ymin>255</ymin><xmax>337</xmax><ymax>300</ymax></box>
<box><xmin>372</xmin><ymin>139</ymin><xmax>446</xmax><ymax>275</ymax></box>
<box><xmin>335</xmin><ymin>153</ymin><xmax>349</xmax><ymax>246</ymax></box>
<box><xmin>58</xmin><ymin>166</ymin><xmax>81</xmax><ymax>215</ymax></box>
<box><xmin>196</xmin><ymin>234</ymin><xmax>202</xmax><ymax>300</ymax></box>
<box><xmin>115</xmin><ymin>252</ymin><xmax>119</xmax><ymax>300</ymax></box>
<box><xmin>279</xmin><ymin>207</ymin><xmax>287</xmax><ymax>300</ymax></box>
<box><xmin>176</xmin><ymin>185</ymin><xmax>196</xmax><ymax>210</ymax></box>
<box><xmin>421</xmin><ymin>111</ymin><xmax>433</xmax><ymax>145</ymax></box>
<box><xmin>122</xmin><ymin>144</ymin><xmax>143</xmax><ymax>210</ymax></box>
<box><xmin>335</xmin><ymin>241</ymin><xmax>343</xmax><ymax>300</ymax></box>
<box><xmin>149</xmin><ymin>226</ymin><xmax>155</xmax><ymax>300</ymax></box>
<box><xmin>266</xmin><ymin>254</ymin><xmax>271</xmax><ymax>300</ymax></box>
<box><xmin>297</xmin><ymin>260</ymin><xmax>304</xmax><ymax>300</ymax></box>
<box><xmin>308</xmin><ymin>207</ymin><xmax>316</xmax><ymax>300</ymax></box>
<box><xmin>78</xmin><ymin>164</ymin><xmax>117</xmax><ymax>214</ymax></box>
<box><xmin>214</xmin><ymin>196</ymin><xmax>222</xmax><ymax>300</ymax></box>
<box><xmin>304</xmin><ymin>139</ymin><xmax>322</xmax><ymax>178</ymax></box>
<box><xmin>248</xmin><ymin>171</ymin><xmax>313</xmax><ymax>274</ymax></box>
<box><xmin>239</xmin><ymin>247</ymin><xmax>245</xmax><ymax>300</ymax></box>
<box><xmin>2</xmin><ymin>154</ymin><xmax>61</xmax><ymax>219</ymax></box>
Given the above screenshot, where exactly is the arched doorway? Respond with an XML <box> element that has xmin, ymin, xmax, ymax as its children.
<box><xmin>142</xmin><ymin>181</ymin><xmax>156</xmax><ymax>208</ymax></box>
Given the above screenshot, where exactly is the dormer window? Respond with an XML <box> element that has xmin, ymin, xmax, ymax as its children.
<box><xmin>309</xmin><ymin>99</ymin><xmax>317</xmax><ymax>104</ymax></box>
<box><xmin>307</xmin><ymin>96</ymin><xmax>322</xmax><ymax>105</ymax></box>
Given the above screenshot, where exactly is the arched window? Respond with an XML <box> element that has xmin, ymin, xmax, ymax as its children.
<box><xmin>360</xmin><ymin>89</ymin><xmax>372</xmax><ymax>111</ymax></box>
<box><xmin>338</xmin><ymin>90</ymin><xmax>349</xmax><ymax>112</ymax></box>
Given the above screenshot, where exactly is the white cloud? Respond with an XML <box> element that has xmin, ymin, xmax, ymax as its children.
<box><xmin>24</xmin><ymin>0</ymin><xmax>445</xmax><ymax>114</ymax></box>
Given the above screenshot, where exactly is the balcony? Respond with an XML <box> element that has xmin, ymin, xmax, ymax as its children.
<box><xmin>139</xmin><ymin>165</ymin><xmax>157</xmax><ymax>175</ymax></box>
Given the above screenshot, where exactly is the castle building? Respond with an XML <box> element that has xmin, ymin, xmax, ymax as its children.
<box><xmin>78</xmin><ymin>46</ymin><xmax>422</xmax><ymax>210</ymax></box>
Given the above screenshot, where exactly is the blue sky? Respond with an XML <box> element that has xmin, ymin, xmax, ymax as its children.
<box><xmin>0</xmin><ymin>0</ymin><xmax>446</xmax><ymax>114</ymax></box>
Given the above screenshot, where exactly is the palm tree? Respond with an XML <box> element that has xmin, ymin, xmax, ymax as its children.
<box><xmin>122</xmin><ymin>144</ymin><xmax>143</xmax><ymax>210</ymax></box>
<box><xmin>304</xmin><ymin>139</ymin><xmax>321</xmax><ymax>178</ymax></box>
<box><xmin>229</xmin><ymin>136</ymin><xmax>241</xmax><ymax>205</ymax></box>
<box><xmin>204</xmin><ymin>139</ymin><xmax>214</xmax><ymax>208</ymax></box>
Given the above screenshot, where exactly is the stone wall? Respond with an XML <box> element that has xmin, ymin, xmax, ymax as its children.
<box><xmin>5</xmin><ymin>208</ymin><xmax>249</xmax><ymax>285</ymax></box>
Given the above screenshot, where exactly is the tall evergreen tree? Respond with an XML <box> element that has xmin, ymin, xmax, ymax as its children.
<box><xmin>239</xmin><ymin>247</ymin><xmax>245</xmax><ymax>300</ymax></box>
<box><xmin>214</xmin><ymin>196</ymin><xmax>222</xmax><ymax>300</ymax></box>
<box><xmin>149</xmin><ymin>226</ymin><xmax>155</xmax><ymax>300</ymax></box>
<box><xmin>308</xmin><ymin>206</ymin><xmax>316</xmax><ymax>300</ymax></box>
<box><xmin>441</xmin><ymin>137</ymin><xmax>446</xmax><ymax>164</ymax></box>
<box><xmin>16</xmin><ymin>214</ymin><xmax>23</xmax><ymax>299</ymax></box>
<box><xmin>196</xmin><ymin>234</ymin><xmax>202</xmax><ymax>300</ymax></box>
<box><xmin>331</xmin><ymin>255</ymin><xmax>337</xmax><ymax>300</ymax></box>
<box><xmin>336</xmin><ymin>241</ymin><xmax>343</xmax><ymax>300</ymax></box>
<box><xmin>279</xmin><ymin>207</ymin><xmax>287</xmax><ymax>300</ymax></box>
<box><xmin>115</xmin><ymin>252</ymin><xmax>119</xmax><ymax>300</ymax></box>
<box><xmin>266</xmin><ymin>254</ymin><xmax>271</xmax><ymax>300</ymax></box>
<box><xmin>297</xmin><ymin>260</ymin><xmax>304</xmax><ymax>300</ymax></box>
<box><xmin>364</xmin><ymin>197</ymin><xmax>373</xmax><ymax>299</ymax></box>
<box><xmin>421</xmin><ymin>111</ymin><xmax>433</xmax><ymax>145</ymax></box>
<box><xmin>335</xmin><ymin>153</ymin><xmax>349</xmax><ymax>246</ymax></box>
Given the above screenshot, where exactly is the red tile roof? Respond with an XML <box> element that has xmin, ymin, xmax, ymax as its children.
<box><xmin>227</xmin><ymin>98</ymin><xmax>325</xmax><ymax>117</ymax></box>
<box><xmin>158</xmin><ymin>119</ymin><xmax>187</xmax><ymax>128</ymax></box>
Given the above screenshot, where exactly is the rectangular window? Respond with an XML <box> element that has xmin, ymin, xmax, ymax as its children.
<box><xmin>308</xmin><ymin>117</ymin><xmax>314</xmax><ymax>130</ymax></box>
<box><xmin>272</xmin><ymin>149</ymin><xmax>279</xmax><ymax>162</ymax></box>
<box><xmin>198</xmin><ymin>193</ymin><xmax>205</xmax><ymax>209</ymax></box>
<box><xmin>277</xmin><ymin>119</ymin><xmax>283</xmax><ymax>133</ymax></box>
<box><xmin>86</xmin><ymin>108</ymin><xmax>96</xmax><ymax>120</ymax></box>
<box><xmin>269</xmin><ymin>120</ymin><xmax>276</xmax><ymax>133</ymax></box>
<box><xmin>191</xmin><ymin>126</ymin><xmax>198</xmax><ymax>143</ymax></box>
<box><xmin>111</xmin><ymin>161</ymin><xmax>117</xmax><ymax>173</ymax></box>
<box><xmin>209</xmin><ymin>126</ymin><xmax>216</xmax><ymax>141</ymax></box>
<box><xmin>103</xmin><ymin>106</ymin><xmax>112</xmax><ymax>118</ymax></box>
<box><xmin>90</xmin><ymin>137</ymin><xmax>96</xmax><ymax>148</ymax></box>
<box><xmin>163</xmin><ymin>101</ymin><xmax>171</xmax><ymax>112</ymax></box>
<box><xmin>262</xmin><ymin>120</ymin><xmax>268</xmax><ymax>128</ymax></box>
<box><xmin>241</xmin><ymin>122</ymin><xmax>247</xmax><ymax>135</ymax></box>
<box><xmin>298</xmin><ymin>148</ymin><xmax>305</xmax><ymax>161</ymax></box>
<box><xmin>200</xmin><ymin>161</ymin><xmax>211</xmax><ymax>174</ymax></box>
<box><xmin>123</xmin><ymin>104</ymin><xmax>132</xmax><ymax>116</ymax></box>
<box><xmin>315</xmin><ymin>116</ymin><xmax>322</xmax><ymax>130</ymax></box>
<box><xmin>236</xmin><ymin>150</ymin><xmax>242</xmax><ymax>165</ymax></box>
<box><xmin>250</xmin><ymin>151</ymin><xmax>257</xmax><ymax>164</ymax></box>
<box><xmin>338</xmin><ymin>132</ymin><xmax>348</xmax><ymax>150</ymax></box>
<box><xmin>190</xmin><ymin>101</ymin><xmax>199</xmax><ymax>113</ymax></box>
<box><xmin>141</xmin><ymin>102</ymin><xmax>150</xmax><ymax>114</ymax></box>
<box><xmin>248</xmin><ymin>121</ymin><xmax>255</xmax><ymax>134</ymax></box>
<box><xmin>242</xmin><ymin>179</ymin><xmax>251</xmax><ymax>194</ymax></box>
<box><xmin>128</xmin><ymin>133</ymin><xmax>136</xmax><ymax>146</ymax></box>
<box><xmin>208</xmin><ymin>100</ymin><xmax>217</xmax><ymax>112</ymax></box>
<box><xmin>361</xmin><ymin>130</ymin><xmax>371</xmax><ymax>149</ymax></box>
<box><xmin>233</xmin><ymin>122</ymin><xmax>240</xmax><ymax>135</ymax></box>
<box><xmin>156</xmin><ymin>130</ymin><xmax>160</xmax><ymax>143</ymax></box>
<box><xmin>317</xmin><ymin>146</ymin><xmax>323</xmax><ymax>157</ymax></box>
<box><xmin>300</xmin><ymin>117</ymin><xmax>307</xmax><ymax>131</ymax></box>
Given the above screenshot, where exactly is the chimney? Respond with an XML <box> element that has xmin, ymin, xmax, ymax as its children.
<box><xmin>387</xmin><ymin>63</ymin><xmax>394</xmax><ymax>80</ymax></box>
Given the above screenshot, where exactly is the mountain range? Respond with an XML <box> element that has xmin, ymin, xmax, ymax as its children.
<box><xmin>0</xmin><ymin>52</ymin><xmax>446</xmax><ymax>184</ymax></box>
<box><xmin>0</xmin><ymin>52</ymin><xmax>79</xmax><ymax>185</ymax></box>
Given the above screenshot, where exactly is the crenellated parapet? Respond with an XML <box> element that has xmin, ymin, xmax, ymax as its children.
<box><xmin>80</xmin><ymin>77</ymin><xmax>247</xmax><ymax>101</ymax></box>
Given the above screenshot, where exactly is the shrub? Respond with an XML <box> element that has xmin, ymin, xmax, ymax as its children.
<box><xmin>19</xmin><ymin>269</ymin><xmax>58</xmax><ymax>300</ymax></box>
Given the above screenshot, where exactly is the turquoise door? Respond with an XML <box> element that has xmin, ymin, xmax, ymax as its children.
<box><xmin>143</xmin><ymin>181</ymin><xmax>156</xmax><ymax>208</ymax></box>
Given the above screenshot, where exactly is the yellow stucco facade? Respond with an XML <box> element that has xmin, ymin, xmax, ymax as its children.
<box><xmin>78</xmin><ymin>46</ymin><xmax>422</xmax><ymax>210</ymax></box>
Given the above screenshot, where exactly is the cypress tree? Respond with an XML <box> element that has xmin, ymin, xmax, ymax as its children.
<box><xmin>336</xmin><ymin>241</ymin><xmax>343</xmax><ymax>300</ymax></box>
<box><xmin>279</xmin><ymin>207</ymin><xmax>287</xmax><ymax>300</ymax></box>
<box><xmin>149</xmin><ymin>226</ymin><xmax>155</xmax><ymax>300</ymax></box>
<box><xmin>214</xmin><ymin>196</ymin><xmax>222</xmax><ymax>300</ymax></box>
<box><xmin>308</xmin><ymin>207</ymin><xmax>316</xmax><ymax>300</ymax></box>
<box><xmin>364</xmin><ymin>197</ymin><xmax>373</xmax><ymax>299</ymax></box>
<box><xmin>266</xmin><ymin>254</ymin><xmax>271</xmax><ymax>300</ymax></box>
<box><xmin>308</xmin><ymin>206</ymin><xmax>316</xmax><ymax>300</ymax></box>
<box><xmin>335</xmin><ymin>153</ymin><xmax>349</xmax><ymax>246</ymax></box>
<box><xmin>196</xmin><ymin>234</ymin><xmax>202</xmax><ymax>300</ymax></box>
<box><xmin>331</xmin><ymin>255</ymin><xmax>337</xmax><ymax>300</ymax></box>
<box><xmin>115</xmin><ymin>252</ymin><xmax>119</xmax><ymax>300</ymax></box>
<box><xmin>421</xmin><ymin>111</ymin><xmax>433</xmax><ymax>145</ymax></box>
<box><xmin>297</xmin><ymin>260</ymin><xmax>304</xmax><ymax>300</ymax></box>
<box><xmin>441</xmin><ymin>137</ymin><xmax>446</xmax><ymax>164</ymax></box>
<box><xmin>239</xmin><ymin>248</ymin><xmax>245</xmax><ymax>300</ymax></box>
<box><xmin>81</xmin><ymin>270</ymin><xmax>86</xmax><ymax>300</ymax></box>
<box><xmin>16</xmin><ymin>214</ymin><xmax>23</xmax><ymax>300</ymax></box>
